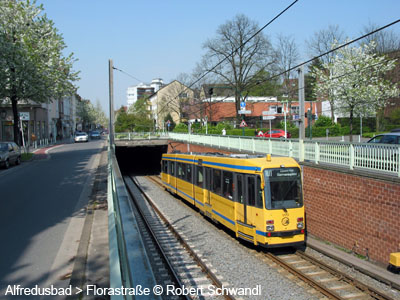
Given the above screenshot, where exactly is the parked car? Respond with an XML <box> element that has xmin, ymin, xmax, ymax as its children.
<box><xmin>90</xmin><ymin>131</ymin><xmax>101</xmax><ymax>139</ymax></box>
<box><xmin>0</xmin><ymin>142</ymin><xmax>21</xmax><ymax>169</ymax></box>
<box><xmin>367</xmin><ymin>132</ymin><xmax>400</xmax><ymax>144</ymax></box>
<box><xmin>74</xmin><ymin>132</ymin><xmax>89</xmax><ymax>143</ymax></box>
<box><xmin>354</xmin><ymin>132</ymin><xmax>400</xmax><ymax>171</ymax></box>
<box><xmin>264</xmin><ymin>129</ymin><xmax>291</xmax><ymax>138</ymax></box>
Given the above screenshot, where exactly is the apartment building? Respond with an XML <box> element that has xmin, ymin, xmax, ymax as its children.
<box><xmin>127</xmin><ymin>78</ymin><xmax>164</xmax><ymax>108</ymax></box>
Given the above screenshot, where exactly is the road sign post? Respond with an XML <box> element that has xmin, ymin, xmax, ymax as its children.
<box><xmin>239</xmin><ymin>119</ymin><xmax>247</xmax><ymax>136</ymax></box>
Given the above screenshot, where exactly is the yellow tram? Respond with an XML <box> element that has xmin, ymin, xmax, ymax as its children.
<box><xmin>161</xmin><ymin>152</ymin><xmax>305</xmax><ymax>248</ymax></box>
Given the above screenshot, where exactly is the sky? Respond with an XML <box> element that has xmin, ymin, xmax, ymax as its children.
<box><xmin>35</xmin><ymin>0</ymin><xmax>400</xmax><ymax>115</ymax></box>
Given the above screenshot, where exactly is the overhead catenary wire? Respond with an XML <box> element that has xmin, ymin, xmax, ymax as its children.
<box><xmin>113</xmin><ymin>66</ymin><xmax>143</xmax><ymax>84</ymax></box>
<box><xmin>157</xmin><ymin>18</ymin><xmax>400</xmax><ymax>121</ymax></box>
<box><xmin>114</xmin><ymin>13</ymin><xmax>400</xmax><ymax>125</ymax></box>
<box><xmin>180</xmin><ymin>19</ymin><xmax>400</xmax><ymax>118</ymax></box>
<box><xmin>243</xmin><ymin>18</ymin><xmax>400</xmax><ymax>93</ymax></box>
<box><xmin>174</xmin><ymin>52</ymin><xmax>400</xmax><ymax>121</ymax></box>
<box><xmin>155</xmin><ymin>0</ymin><xmax>299</xmax><ymax>117</ymax></box>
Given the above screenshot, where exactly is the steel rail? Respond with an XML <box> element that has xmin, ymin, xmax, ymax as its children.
<box><xmin>144</xmin><ymin>175</ymin><xmax>236</xmax><ymax>300</ymax></box>
<box><xmin>149</xmin><ymin>176</ymin><xmax>395</xmax><ymax>300</ymax></box>
<box><xmin>296</xmin><ymin>251</ymin><xmax>394</xmax><ymax>300</ymax></box>
<box><xmin>264</xmin><ymin>251</ymin><xmax>395</xmax><ymax>300</ymax></box>
<box><xmin>123</xmin><ymin>175</ymin><xmax>190</xmax><ymax>300</ymax></box>
<box><xmin>264</xmin><ymin>252</ymin><xmax>343</xmax><ymax>300</ymax></box>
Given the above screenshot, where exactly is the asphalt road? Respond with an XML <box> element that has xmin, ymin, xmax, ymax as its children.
<box><xmin>0</xmin><ymin>139</ymin><xmax>105</xmax><ymax>299</ymax></box>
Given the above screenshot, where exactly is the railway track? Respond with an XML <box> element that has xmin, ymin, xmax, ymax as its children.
<box><xmin>147</xmin><ymin>175</ymin><xmax>395</xmax><ymax>300</ymax></box>
<box><xmin>263</xmin><ymin>251</ymin><xmax>394</xmax><ymax>300</ymax></box>
<box><xmin>124</xmin><ymin>175</ymin><xmax>234</xmax><ymax>300</ymax></box>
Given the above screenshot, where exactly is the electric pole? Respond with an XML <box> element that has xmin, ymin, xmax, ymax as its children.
<box><xmin>109</xmin><ymin>59</ymin><xmax>115</xmax><ymax>149</ymax></box>
<box><xmin>298</xmin><ymin>65</ymin><xmax>305</xmax><ymax>161</ymax></box>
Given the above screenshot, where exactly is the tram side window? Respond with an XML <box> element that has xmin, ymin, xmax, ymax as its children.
<box><xmin>236</xmin><ymin>175</ymin><xmax>244</xmax><ymax>204</ymax></box>
<box><xmin>247</xmin><ymin>176</ymin><xmax>256</xmax><ymax>206</ymax></box>
<box><xmin>178</xmin><ymin>163</ymin><xmax>186</xmax><ymax>179</ymax></box>
<box><xmin>256</xmin><ymin>176</ymin><xmax>263</xmax><ymax>208</ymax></box>
<box><xmin>196</xmin><ymin>166</ymin><xmax>204</xmax><ymax>188</ymax></box>
<box><xmin>212</xmin><ymin>169</ymin><xmax>222</xmax><ymax>195</ymax></box>
<box><xmin>222</xmin><ymin>171</ymin><xmax>233</xmax><ymax>200</ymax></box>
<box><xmin>186</xmin><ymin>164</ymin><xmax>193</xmax><ymax>182</ymax></box>
<box><xmin>205</xmin><ymin>168</ymin><xmax>211</xmax><ymax>191</ymax></box>
<box><xmin>169</xmin><ymin>161</ymin><xmax>175</xmax><ymax>176</ymax></box>
<box><xmin>162</xmin><ymin>160</ymin><xmax>168</xmax><ymax>174</ymax></box>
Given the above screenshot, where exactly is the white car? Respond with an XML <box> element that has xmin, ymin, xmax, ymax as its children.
<box><xmin>74</xmin><ymin>132</ymin><xmax>89</xmax><ymax>143</ymax></box>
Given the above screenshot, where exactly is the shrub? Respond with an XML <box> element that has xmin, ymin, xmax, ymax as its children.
<box><xmin>314</xmin><ymin>115</ymin><xmax>333</xmax><ymax>127</ymax></box>
<box><xmin>173</xmin><ymin>123</ymin><xmax>188</xmax><ymax>133</ymax></box>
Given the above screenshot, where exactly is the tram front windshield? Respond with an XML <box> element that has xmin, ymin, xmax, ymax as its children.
<box><xmin>264</xmin><ymin>168</ymin><xmax>303</xmax><ymax>210</ymax></box>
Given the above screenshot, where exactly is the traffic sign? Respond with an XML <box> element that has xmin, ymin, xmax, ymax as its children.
<box><xmin>238</xmin><ymin>110</ymin><xmax>251</xmax><ymax>114</ymax></box>
<box><xmin>263</xmin><ymin>116</ymin><xmax>276</xmax><ymax>120</ymax></box>
<box><xmin>262</xmin><ymin>110</ymin><xmax>275</xmax><ymax>116</ymax></box>
<box><xmin>19</xmin><ymin>112</ymin><xmax>30</xmax><ymax>121</ymax></box>
<box><xmin>240</xmin><ymin>101</ymin><xmax>246</xmax><ymax>109</ymax></box>
<box><xmin>239</xmin><ymin>120</ymin><xmax>247</xmax><ymax>127</ymax></box>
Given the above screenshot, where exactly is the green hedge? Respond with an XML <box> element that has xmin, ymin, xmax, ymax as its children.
<box><xmin>174</xmin><ymin>122</ymin><xmax>399</xmax><ymax>138</ymax></box>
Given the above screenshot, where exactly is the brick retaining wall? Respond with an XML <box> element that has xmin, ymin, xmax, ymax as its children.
<box><xmin>303</xmin><ymin>164</ymin><xmax>400</xmax><ymax>264</ymax></box>
<box><xmin>168</xmin><ymin>141</ymin><xmax>400</xmax><ymax>264</ymax></box>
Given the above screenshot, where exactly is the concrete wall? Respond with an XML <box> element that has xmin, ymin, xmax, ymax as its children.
<box><xmin>168</xmin><ymin>141</ymin><xmax>400</xmax><ymax>265</ymax></box>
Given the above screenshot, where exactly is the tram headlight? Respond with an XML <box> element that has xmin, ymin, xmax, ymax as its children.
<box><xmin>297</xmin><ymin>217</ymin><xmax>304</xmax><ymax>229</ymax></box>
<box><xmin>266</xmin><ymin>220</ymin><xmax>274</xmax><ymax>231</ymax></box>
<box><xmin>267</xmin><ymin>225</ymin><xmax>275</xmax><ymax>231</ymax></box>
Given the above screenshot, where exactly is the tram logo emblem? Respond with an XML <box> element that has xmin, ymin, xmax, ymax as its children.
<box><xmin>281</xmin><ymin>217</ymin><xmax>290</xmax><ymax>226</ymax></box>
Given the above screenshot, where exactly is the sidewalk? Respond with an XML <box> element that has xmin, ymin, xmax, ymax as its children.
<box><xmin>67</xmin><ymin>143</ymin><xmax>109</xmax><ymax>300</ymax></box>
<box><xmin>31</xmin><ymin>137</ymin><xmax>74</xmax><ymax>158</ymax></box>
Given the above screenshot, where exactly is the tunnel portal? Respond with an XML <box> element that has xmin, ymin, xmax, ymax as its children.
<box><xmin>116</xmin><ymin>143</ymin><xmax>168</xmax><ymax>175</ymax></box>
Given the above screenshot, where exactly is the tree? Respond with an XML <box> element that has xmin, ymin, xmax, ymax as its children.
<box><xmin>360</xmin><ymin>22</ymin><xmax>400</xmax><ymax>54</ymax></box>
<box><xmin>128</xmin><ymin>97</ymin><xmax>154</xmax><ymax>132</ymax></box>
<box><xmin>77</xmin><ymin>100</ymin><xmax>96</xmax><ymax>131</ymax></box>
<box><xmin>306</xmin><ymin>25</ymin><xmax>346</xmax><ymax>120</ymax></box>
<box><xmin>306</xmin><ymin>25</ymin><xmax>346</xmax><ymax>64</ymax></box>
<box><xmin>311</xmin><ymin>41</ymin><xmax>399</xmax><ymax>141</ymax></box>
<box><xmin>199</xmin><ymin>14</ymin><xmax>275</xmax><ymax>118</ymax></box>
<box><xmin>93</xmin><ymin>100</ymin><xmax>108</xmax><ymax>128</ymax></box>
<box><xmin>0</xmin><ymin>0</ymin><xmax>79</xmax><ymax>144</ymax></box>
<box><xmin>114</xmin><ymin>108</ymin><xmax>136</xmax><ymax>132</ymax></box>
<box><xmin>246</xmin><ymin>70</ymin><xmax>280</xmax><ymax>96</ymax></box>
<box><xmin>275</xmin><ymin>34</ymin><xmax>300</xmax><ymax>116</ymax></box>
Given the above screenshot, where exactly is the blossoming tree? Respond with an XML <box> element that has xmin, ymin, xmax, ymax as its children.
<box><xmin>311</xmin><ymin>41</ymin><xmax>399</xmax><ymax>141</ymax></box>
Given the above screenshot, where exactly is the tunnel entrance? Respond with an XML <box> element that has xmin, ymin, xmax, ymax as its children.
<box><xmin>116</xmin><ymin>145</ymin><xmax>168</xmax><ymax>175</ymax></box>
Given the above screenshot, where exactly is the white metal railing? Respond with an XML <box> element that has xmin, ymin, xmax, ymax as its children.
<box><xmin>115</xmin><ymin>132</ymin><xmax>169</xmax><ymax>141</ymax></box>
<box><xmin>163</xmin><ymin>132</ymin><xmax>400</xmax><ymax>177</ymax></box>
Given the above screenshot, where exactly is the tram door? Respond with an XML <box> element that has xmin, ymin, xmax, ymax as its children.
<box><xmin>236</xmin><ymin>174</ymin><xmax>247</xmax><ymax>224</ymax></box>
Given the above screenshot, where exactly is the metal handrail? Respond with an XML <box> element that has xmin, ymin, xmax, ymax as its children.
<box><xmin>107</xmin><ymin>143</ymin><xmax>158</xmax><ymax>299</ymax></box>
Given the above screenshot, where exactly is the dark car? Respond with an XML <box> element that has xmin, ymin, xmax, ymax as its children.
<box><xmin>90</xmin><ymin>131</ymin><xmax>101</xmax><ymax>139</ymax></box>
<box><xmin>0</xmin><ymin>142</ymin><xmax>21</xmax><ymax>169</ymax></box>
<box><xmin>354</xmin><ymin>132</ymin><xmax>400</xmax><ymax>171</ymax></box>
<box><xmin>367</xmin><ymin>132</ymin><xmax>400</xmax><ymax>145</ymax></box>
<box><xmin>264</xmin><ymin>129</ymin><xmax>291</xmax><ymax>138</ymax></box>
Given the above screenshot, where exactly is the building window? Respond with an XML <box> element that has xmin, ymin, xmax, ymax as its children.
<box><xmin>179</xmin><ymin>93</ymin><xmax>188</xmax><ymax>99</ymax></box>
